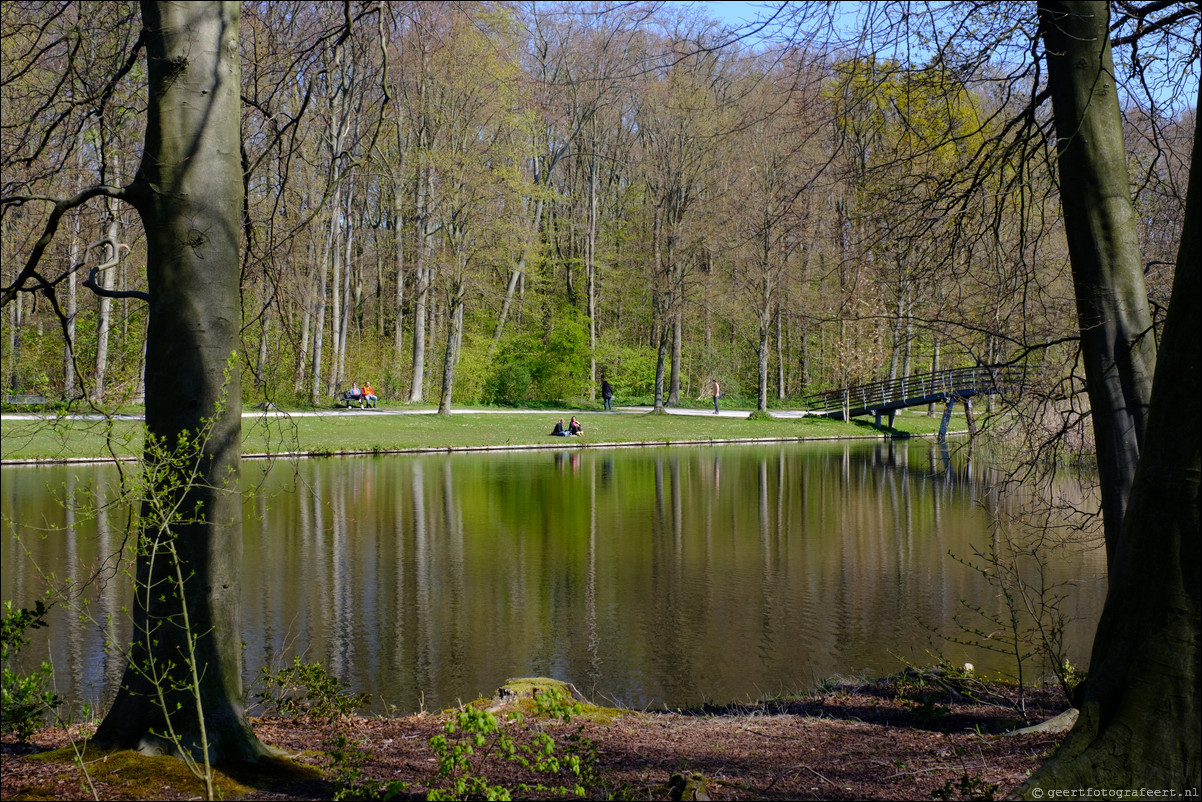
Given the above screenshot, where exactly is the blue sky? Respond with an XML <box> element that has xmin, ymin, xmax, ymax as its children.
<box><xmin>681</xmin><ymin>1</ymin><xmax>1196</xmax><ymax>112</ymax></box>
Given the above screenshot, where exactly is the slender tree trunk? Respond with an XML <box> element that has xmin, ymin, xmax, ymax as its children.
<box><xmin>93</xmin><ymin>0</ymin><xmax>267</xmax><ymax>763</ymax></box>
<box><xmin>310</xmin><ymin>196</ymin><xmax>335</xmax><ymax>405</ymax></box>
<box><xmin>256</xmin><ymin>310</ymin><xmax>269</xmax><ymax>392</ymax></box>
<box><xmin>330</xmin><ymin>197</ymin><xmax>344</xmax><ymax>393</ymax></box>
<box><xmin>776</xmin><ymin>305</ymin><xmax>785</xmax><ymax>400</ymax></box>
<box><xmin>8</xmin><ymin>281</ymin><xmax>22</xmax><ymax>393</ymax></box>
<box><xmin>586</xmin><ymin>142</ymin><xmax>599</xmax><ymax>401</ymax></box>
<box><xmin>669</xmin><ymin>307</ymin><xmax>682</xmax><ymax>406</ymax></box>
<box><xmin>928</xmin><ymin>340</ymin><xmax>940</xmax><ymax>416</ymax></box>
<box><xmin>65</xmin><ymin>220</ymin><xmax>80</xmax><ymax>400</ymax></box>
<box><xmin>393</xmin><ymin>197</ymin><xmax>405</xmax><ymax>370</ymax></box>
<box><xmin>294</xmin><ymin>241</ymin><xmax>315</xmax><ymax>394</ymax></box>
<box><xmin>409</xmin><ymin>167</ymin><xmax>430</xmax><ymax>403</ymax></box>
<box><xmin>758</xmin><ymin>313</ymin><xmax>770</xmax><ymax>412</ymax></box>
<box><xmin>438</xmin><ymin>275</ymin><xmax>464</xmax><ymax>416</ymax></box>
<box><xmin>91</xmin><ymin>219</ymin><xmax>118</xmax><ymax>403</ymax></box>
<box><xmin>494</xmin><ymin>190</ymin><xmax>543</xmax><ymax>346</ymax></box>
<box><xmin>335</xmin><ymin>187</ymin><xmax>355</xmax><ymax>390</ymax></box>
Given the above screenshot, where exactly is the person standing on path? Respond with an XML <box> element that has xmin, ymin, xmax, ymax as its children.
<box><xmin>711</xmin><ymin>379</ymin><xmax>721</xmax><ymax>414</ymax></box>
<box><xmin>601</xmin><ymin>378</ymin><xmax>614</xmax><ymax>411</ymax></box>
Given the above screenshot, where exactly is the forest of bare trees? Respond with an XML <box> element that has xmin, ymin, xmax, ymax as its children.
<box><xmin>3</xmin><ymin>1</ymin><xmax>1189</xmax><ymax>416</ymax></box>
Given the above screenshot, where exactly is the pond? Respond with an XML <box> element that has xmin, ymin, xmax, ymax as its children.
<box><xmin>2</xmin><ymin>438</ymin><xmax>1106</xmax><ymax>716</ymax></box>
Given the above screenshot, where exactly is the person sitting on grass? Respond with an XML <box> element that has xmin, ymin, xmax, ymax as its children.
<box><xmin>551</xmin><ymin>418</ymin><xmax>569</xmax><ymax>436</ymax></box>
<box><xmin>568</xmin><ymin>416</ymin><xmax>583</xmax><ymax>436</ymax></box>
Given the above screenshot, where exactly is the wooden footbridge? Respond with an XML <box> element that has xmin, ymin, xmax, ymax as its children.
<box><xmin>800</xmin><ymin>365</ymin><xmax>1031</xmax><ymax>438</ymax></box>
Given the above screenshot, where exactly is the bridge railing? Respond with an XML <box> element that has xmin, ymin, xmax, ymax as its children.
<box><xmin>800</xmin><ymin>365</ymin><xmax>1032</xmax><ymax>415</ymax></box>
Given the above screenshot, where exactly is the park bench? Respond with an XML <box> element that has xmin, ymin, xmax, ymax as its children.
<box><xmin>5</xmin><ymin>394</ymin><xmax>49</xmax><ymax>409</ymax></box>
<box><xmin>337</xmin><ymin>390</ymin><xmax>375</xmax><ymax>409</ymax></box>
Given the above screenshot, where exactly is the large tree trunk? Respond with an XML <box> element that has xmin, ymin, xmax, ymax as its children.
<box><xmin>92</xmin><ymin>0</ymin><xmax>267</xmax><ymax>763</ymax></box>
<box><xmin>1041</xmin><ymin>0</ymin><xmax>1157</xmax><ymax>560</ymax></box>
<box><xmin>1020</xmin><ymin>71</ymin><xmax>1200</xmax><ymax>796</ymax></box>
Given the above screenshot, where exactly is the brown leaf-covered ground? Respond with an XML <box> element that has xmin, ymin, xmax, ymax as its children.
<box><xmin>2</xmin><ymin>675</ymin><xmax>1069</xmax><ymax>801</ymax></box>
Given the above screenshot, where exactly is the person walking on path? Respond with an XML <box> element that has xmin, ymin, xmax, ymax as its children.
<box><xmin>601</xmin><ymin>378</ymin><xmax>614</xmax><ymax>411</ymax></box>
<box><xmin>711</xmin><ymin>379</ymin><xmax>721</xmax><ymax>414</ymax></box>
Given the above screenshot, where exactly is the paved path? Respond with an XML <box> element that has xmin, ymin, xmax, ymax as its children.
<box><xmin>3</xmin><ymin>406</ymin><xmax>814</xmax><ymax>422</ymax></box>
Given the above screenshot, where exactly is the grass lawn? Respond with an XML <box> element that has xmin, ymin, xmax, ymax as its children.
<box><xmin>1</xmin><ymin>405</ymin><xmax>962</xmax><ymax>462</ymax></box>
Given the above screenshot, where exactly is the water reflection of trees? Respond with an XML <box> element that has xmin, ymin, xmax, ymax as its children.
<box><xmin>2</xmin><ymin>443</ymin><xmax>1106</xmax><ymax>717</ymax></box>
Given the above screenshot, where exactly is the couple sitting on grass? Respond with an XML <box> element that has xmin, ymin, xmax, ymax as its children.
<box><xmin>551</xmin><ymin>416</ymin><xmax>583</xmax><ymax>437</ymax></box>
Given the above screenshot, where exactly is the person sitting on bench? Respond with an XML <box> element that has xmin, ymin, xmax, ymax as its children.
<box><xmin>363</xmin><ymin>382</ymin><xmax>377</xmax><ymax>408</ymax></box>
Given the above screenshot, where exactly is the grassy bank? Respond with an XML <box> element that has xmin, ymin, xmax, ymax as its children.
<box><xmin>1</xmin><ymin>406</ymin><xmax>961</xmax><ymax>462</ymax></box>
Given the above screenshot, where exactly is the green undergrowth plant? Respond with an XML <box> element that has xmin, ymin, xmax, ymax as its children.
<box><xmin>426</xmin><ymin>686</ymin><xmax>598</xmax><ymax>801</ymax></box>
<box><xmin>324</xmin><ymin>730</ymin><xmax>410</xmax><ymax>801</ymax></box>
<box><xmin>1</xmin><ymin>599</ymin><xmax>61</xmax><ymax>741</ymax></box>
<box><xmin>254</xmin><ymin>657</ymin><xmax>372</xmax><ymax>721</ymax></box>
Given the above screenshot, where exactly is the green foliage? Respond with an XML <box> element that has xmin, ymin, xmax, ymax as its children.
<box><xmin>483</xmin><ymin>333</ymin><xmax>540</xmax><ymax>405</ymax></box>
<box><xmin>485</xmin><ymin>311</ymin><xmax>591</xmax><ymax>405</ymax></box>
<box><xmin>325</xmin><ymin>731</ymin><xmax>410</xmax><ymax>801</ymax></box>
<box><xmin>594</xmin><ymin>336</ymin><xmax>657</xmax><ymax>398</ymax></box>
<box><xmin>254</xmin><ymin>657</ymin><xmax>372</xmax><ymax>721</ymax></box>
<box><xmin>1</xmin><ymin>599</ymin><xmax>61</xmax><ymax>741</ymax></box>
<box><xmin>425</xmin><ymin>687</ymin><xmax>594</xmax><ymax>801</ymax></box>
<box><xmin>533</xmin><ymin>312</ymin><xmax>590</xmax><ymax>402</ymax></box>
<box><xmin>932</xmin><ymin>772</ymin><xmax>999</xmax><ymax>802</ymax></box>
<box><xmin>908</xmin><ymin>694</ymin><xmax>950</xmax><ymax>728</ymax></box>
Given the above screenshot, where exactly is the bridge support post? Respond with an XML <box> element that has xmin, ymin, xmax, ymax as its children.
<box><xmin>938</xmin><ymin>397</ymin><xmax>955</xmax><ymax>441</ymax></box>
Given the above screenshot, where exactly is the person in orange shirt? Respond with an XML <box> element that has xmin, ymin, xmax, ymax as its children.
<box><xmin>363</xmin><ymin>382</ymin><xmax>377</xmax><ymax>408</ymax></box>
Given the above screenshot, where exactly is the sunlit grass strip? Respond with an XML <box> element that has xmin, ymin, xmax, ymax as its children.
<box><xmin>2</xmin><ymin>408</ymin><xmax>961</xmax><ymax>463</ymax></box>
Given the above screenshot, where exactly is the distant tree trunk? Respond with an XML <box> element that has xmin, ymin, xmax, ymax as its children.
<box><xmin>90</xmin><ymin>219</ymin><xmax>118</xmax><ymax>403</ymax></box>
<box><xmin>409</xmin><ymin>167</ymin><xmax>431</xmax><ymax>403</ymax></box>
<box><xmin>92</xmin><ymin>0</ymin><xmax>267</xmax><ymax>763</ymax></box>
<box><xmin>757</xmin><ymin>311</ymin><xmax>770</xmax><ymax>412</ymax></box>
<box><xmin>65</xmin><ymin>220</ymin><xmax>80</xmax><ymax>400</ymax></box>
<box><xmin>586</xmin><ymin>147</ymin><xmax>599</xmax><ymax>401</ymax></box>
<box><xmin>438</xmin><ymin>277</ymin><xmax>464</xmax><ymax>416</ymax></box>
<box><xmin>668</xmin><ymin>309</ymin><xmax>682</xmax><ymax>406</ymax></box>
<box><xmin>1040</xmin><ymin>0</ymin><xmax>1157</xmax><ymax>561</ymax></box>
<box><xmin>294</xmin><ymin>240</ymin><xmax>315</xmax><ymax>395</ymax></box>
<box><xmin>1021</xmin><ymin>35</ymin><xmax>1200</xmax><ymax>791</ymax></box>
<box><xmin>927</xmin><ymin>340</ymin><xmax>940</xmax><ymax>416</ymax></box>
<box><xmin>333</xmin><ymin>191</ymin><xmax>350</xmax><ymax>391</ymax></box>
<box><xmin>393</xmin><ymin>194</ymin><xmax>405</xmax><ymax>370</ymax></box>
<box><xmin>776</xmin><ymin>306</ymin><xmax>785</xmax><ymax>400</ymax></box>
<box><xmin>8</xmin><ymin>282</ymin><xmax>22</xmax><ymax>393</ymax></box>
<box><xmin>309</xmin><ymin>197</ymin><xmax>334</xmax><ymax>405</ymax></box>
<box><xmin>494</xmin><ymin>187</ymin><xmax>543</xmax><ymax>346</ymax></box>
<box><xmin>256</xmin><ymin>310</ymin><xmax>269</xmax><ymax>392</ymax></box>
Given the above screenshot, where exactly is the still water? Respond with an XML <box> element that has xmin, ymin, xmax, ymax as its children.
<box><xmin>2</xmin><ymin>439</ymin><xmax>1106</xmax><ymax>715</ymax></box>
